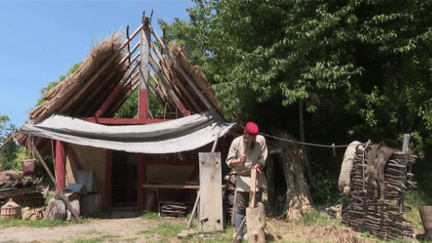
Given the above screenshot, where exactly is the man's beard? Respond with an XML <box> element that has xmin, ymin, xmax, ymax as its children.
<box><xmin>244</xmin><ymin>138</ymin><xmax>256</xmax><ymax>150</ymax></box>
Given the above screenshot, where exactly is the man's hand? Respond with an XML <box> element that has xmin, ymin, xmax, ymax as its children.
<box><xmin>230</xmin><ymin>154</ymin><xmax>246</xmax><ymax>165</ymax></box>
<box><xmin>253</xmin><ymin>163</ymin><xmax>263</xmax><ymax>174</ymax></box>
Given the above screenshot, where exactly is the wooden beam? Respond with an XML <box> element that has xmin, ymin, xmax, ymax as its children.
<box><xmin>150</xmin><ymin>51</ymin><xmax>203</xmax><ymax>113</ymax></box>
<box><xmin>148</xmin><ymin>58</ymin><xmax>192</xmax><ymax>114</ymax></box>
<box><xmin>147</xmin><ymin>57</ymin><xmax>190</xmax><ymax>116</ymax></box>
<box><xmin>0</xmin><ymin>135</ymin><xmax>14</xmax><ymax>152</ymax></box>
<box><xmin>148</xmin><ymin>24</ymin><xmax>214</xmax><ymax>110</ymax></box>
<box><xmin>94</xmin><ymin>61</ymin><xmax>140</xmax><ymax>117</ymax></box>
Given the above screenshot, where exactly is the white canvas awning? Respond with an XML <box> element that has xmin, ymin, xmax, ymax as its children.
<box><xmin>18</xmin><ymin>109</ymin><xmax>236</xmax><ymax>154</ymax></box>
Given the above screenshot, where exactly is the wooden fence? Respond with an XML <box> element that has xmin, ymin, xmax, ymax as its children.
<box><xmin>341</xmin><ymin>145</ymin><xmax>417</xmax><ymax>240</ymax></box>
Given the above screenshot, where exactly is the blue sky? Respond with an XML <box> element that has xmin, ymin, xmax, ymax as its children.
<box><xmin>0</xmin><ymin>1</ymin><xmax>196</xmax><ymax>127</ymax></box>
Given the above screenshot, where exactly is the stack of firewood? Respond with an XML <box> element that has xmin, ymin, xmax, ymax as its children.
<box><xmin>0</xmin><ymin>170</ymin><xmax>44</xmax><ymax>206</ymax></box>
<box><xmin>160</xmin><ymin>201</ymin><xmax>192</xmax><ymax>217</ymax></box>
<box><xmin>341</xmin><ymin>146</ymin><xmax>417</xmax><ymax>240</ymax></box>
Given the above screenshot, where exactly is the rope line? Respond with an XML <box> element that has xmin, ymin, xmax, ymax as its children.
<box><xmin>259</xmin><ymin>132</ymin><xmax>350</xmax><ymax>149</ymax></box>
<box><xmin>238</xmin><ymin>124</ymin><xmax>350</xmax><ymax>149</ymax></box>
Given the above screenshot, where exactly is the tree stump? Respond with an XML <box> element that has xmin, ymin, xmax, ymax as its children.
<box><xmin>246</xmin><ymin>202</ymin><xmax>266</xmax><ymax>243</ymax></box>
<box><xmin>46</xmin><ymin>197</ymin><xmax>66</xmax><ymax>220</ymax></box>
<box><xmin>46</xmin><ymin>195</ymin><xmax>80</xmax><ymax>220</ymax></box>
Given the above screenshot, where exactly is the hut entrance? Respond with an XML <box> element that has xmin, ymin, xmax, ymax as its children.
<box><xmin>111</xmin><ymin>151</ymin><xmax>138</xmax><ymax>207</ymax></box>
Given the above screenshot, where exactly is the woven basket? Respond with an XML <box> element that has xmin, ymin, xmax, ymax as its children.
<box><xmin>1</xmin><ymin>198</ymin><xmax>21</xmax><ymax>220</ymax></box>
<box><xmin>22</xmin><ymin>159</ymin><xmax>36</xmax><ymax>175</ymax></box>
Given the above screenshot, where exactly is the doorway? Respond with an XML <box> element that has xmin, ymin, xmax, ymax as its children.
<box><xmin>111</xmin><ymin>151</ymin><xmax>138</xmax><ymax>207</ymax></box>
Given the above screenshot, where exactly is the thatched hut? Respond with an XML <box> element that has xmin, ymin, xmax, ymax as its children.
<box><xmin>14</xmin><ymin>13</ymin><xmax>239</xmax><ymax>211</ymax></box>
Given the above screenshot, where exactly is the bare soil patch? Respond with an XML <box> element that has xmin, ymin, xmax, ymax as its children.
<box><xmin>0</xmin><ymin>215</ymin><xmax>422</xmax><ymax>243</ymax></box>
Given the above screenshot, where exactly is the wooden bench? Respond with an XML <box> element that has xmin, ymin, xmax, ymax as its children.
<box><xmin>142</xmin><ymin>184</ymin><xmax>199</xmax><ymax>214</ymax></box>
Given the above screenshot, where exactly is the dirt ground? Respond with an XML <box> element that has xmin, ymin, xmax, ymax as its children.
<box><xmin>0</xmin><ymin>215</ymin><xmax>423</xmax><ymax>243</ymax></box>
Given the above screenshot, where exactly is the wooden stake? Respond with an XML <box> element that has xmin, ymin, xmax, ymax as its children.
<box><xmin>187</xmin><ymin>190</ymin><xmax>200</xmax><ymax>228</ymax></box>
<box><xmin>0</xmin><ymin>135</ymin><xmax>14</xmax><ymax>152</ymax></box>
<box><xmin>232</xmin><ymin>216</ymin><xmax>247</xmax><ymax>243</ymax></box>
<box><xmin>31</xmin><ymin>141</ymin><xmax>81</xmax><ymax>222</ymax></box>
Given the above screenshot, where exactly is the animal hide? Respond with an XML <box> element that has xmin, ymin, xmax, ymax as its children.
<box><xmin>364</xmin><ymin>142</ymin><xmax>399</xmax><ymax>200</ymax></box>
<box><xmin>338</xmin><ymin>141</ymin><xmax>362</xmax><ymax>195</ymax></box>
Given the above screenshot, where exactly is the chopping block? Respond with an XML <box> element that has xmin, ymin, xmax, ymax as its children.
<box><xmin>246</xmin><ymin>168</ymin><xmax>266</xmax><ymax>243</ymax></box>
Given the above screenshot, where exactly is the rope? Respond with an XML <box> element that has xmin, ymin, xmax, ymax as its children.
<box><xmin>237</xmin><ymin>124</ymin><xmax>350</xmax><ymax>149</ymax></box>
<box><xmin>260</xmin><ymin>132</ymin><xmax>350</xmax><ymax>149</ymax></box>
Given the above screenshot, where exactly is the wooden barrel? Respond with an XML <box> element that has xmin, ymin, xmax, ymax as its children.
<box><xmin>419</xmin><ymin>206</ymin><xmax>432</xmax><ymax>239</ymax></box>
<box><xmin>1</xmin><ymin>198</ymin><xmax>21</xmax><ymax>220</ymax></box>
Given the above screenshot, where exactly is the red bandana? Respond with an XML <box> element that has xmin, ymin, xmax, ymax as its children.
<box><xmin>244</xmin><ymin>122</ymin><xmax>259</xmax><ymax>137</ymax></box>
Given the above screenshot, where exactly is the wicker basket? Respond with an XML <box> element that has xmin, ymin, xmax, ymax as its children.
<box><xmin>22</xmin><ymin>159</ymin><xmax>37</xmax><ymax>175</ymax></box>
<box><xmin>1</xmin><ymin>198</ymin><xmax>21</xmax><ymax>220</ymax></box>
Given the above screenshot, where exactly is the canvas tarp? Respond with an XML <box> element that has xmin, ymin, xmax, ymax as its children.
<box><xmin>18</xmin><ymin>109</ymin><xmax>236</xmax><ymax>154</ymax></box>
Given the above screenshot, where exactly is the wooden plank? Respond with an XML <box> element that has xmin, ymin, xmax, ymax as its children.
<box><xmin>250</xmin><ymin>168</ymin><xmax>257</xmax><ymax>208</ymax></box>
<box><xmin>199</xmin><ymin>152</ymin><xmax>223</xmax><ymax>232</ymax></box>
<box><xmin>142</xmin><ymin>184</ymin><xmax>199</xmax><ymax>189</ymax></box>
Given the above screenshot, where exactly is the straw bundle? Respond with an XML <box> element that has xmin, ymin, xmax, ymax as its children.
<box><xmin>28</xmin><ymin>33</ymin><xmax>125</xmax><ymax>124</ymax></box>
<box><xmin>14</xmin><ymin>33</ymin><xmax>126</xmax><ymax>155</ymax></box>
<box><xmin>169</xmin><ymin>43</ymin><xmax>220</xmax><ymax>108</ymax></box>
<box><xmin>0</xmin><ymin>170</ymin><xmax>24</xmax><ymax>186</ymax></box>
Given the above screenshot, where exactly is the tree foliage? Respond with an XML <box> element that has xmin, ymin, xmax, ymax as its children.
<box><xmin>160</xmin><ymin>0</ymin><xmax>432</xmax><ymax>157</ymax></box>
<box><xmin>0</xmin><ymin>114</ymin><xmax>18</xmax><ymax>170</ymax></box>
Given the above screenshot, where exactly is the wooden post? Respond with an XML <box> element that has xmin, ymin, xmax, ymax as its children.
<box><xmin>105</xmin><ymin>150</ymin><xmax>112</xmax><ymax>208</ymax></box>
<box><xmin>137</xmin><ymin>154</ymin><xmax>146</xmax><ymax>209</ymax></box>
<box><xmin>138</xmin><ymin>13</ymin><xmax>151</xmax><ymax>120</ymax></box>
<box><xmin>31</xmin><ymin>142</ymin><xmax>81</xmax><ymax>222</ymax></box>
<box><xmin>55</xmin><ymin>140</ymin><xmax>66</xmax><ymax>190</ymax></box>
<box><xmin>398</xmin><ymin>134</ymin><xmax>410</xmax><ymax>218</ymax></box>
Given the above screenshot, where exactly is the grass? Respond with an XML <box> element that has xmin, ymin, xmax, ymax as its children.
<box><xmin>294</xmin><ymin>209</ymin><xmax>336</xmax><ymax>227</ymax></box>
<box><xmin>140</xmin><ymin>222</ymin><xmax>184</xmax><ymax>237</ymax></box>
<box><xmin>0</xmin><ymin>218</ymin><xmax>76</xmax><ymax>228</ymax></box>
<box><xmin>140</xmin><ymin>210</ymin><xmax>160</xmax><ymax>220</ymax></box>
<box><xmin>70</xmin><ymin>235</ymin><xmax>121</xmax><ymax>243</ymax></box>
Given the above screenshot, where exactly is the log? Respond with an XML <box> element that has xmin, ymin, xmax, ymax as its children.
<box><xmin>246</xmin><ymin>203</ymin><xmax>266</xmax><ymax>243</ymax></box>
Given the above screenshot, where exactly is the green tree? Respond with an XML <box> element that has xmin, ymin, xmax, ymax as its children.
<box><xmin>161</xmin><ymin>0</ymin><xmax>432</xmax><ymax>156</ymax></box>
<box><xmin>0</xmin><ymin>114</ymin><xmax>18</xmax><ymax>170</ymax></box>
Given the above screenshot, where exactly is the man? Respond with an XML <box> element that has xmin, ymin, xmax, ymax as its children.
<box><xmin>226</xmin><ymin>122</ymin><xmax>268</xmax><ymax>243</ymax></box>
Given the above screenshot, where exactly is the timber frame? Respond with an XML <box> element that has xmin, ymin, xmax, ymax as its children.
<box><xmin>15</xmin><ymin>10</ymin><xmax>233</xmax><ymax>209</ymax></box>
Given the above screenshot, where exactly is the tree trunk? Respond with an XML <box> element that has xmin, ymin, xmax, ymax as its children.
<box><xmin>273</xmin><ymin>130</ymin><xmax>312</xmax><ymax>220</ymax></box>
